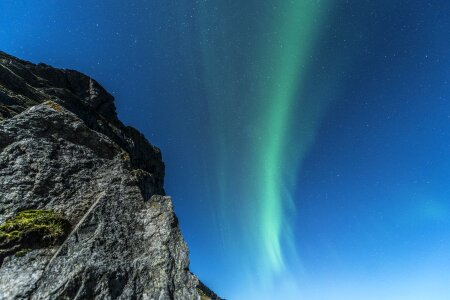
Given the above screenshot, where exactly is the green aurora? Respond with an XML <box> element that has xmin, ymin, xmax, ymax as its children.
<box><xmin>195</xmin><ymin>0</ymin><xmax>334</xmax><ymax>279</ymax></box>
<box><xmin>3</xmin><ymin>1</ymin><xmax>449</xmax><ymax>299</ymax></box>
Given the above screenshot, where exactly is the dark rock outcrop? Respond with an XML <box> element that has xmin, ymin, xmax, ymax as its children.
<box><xmin>0</xmin><ymin>51</ymin><xmax>220</xmax><ymax>299</ymax></box>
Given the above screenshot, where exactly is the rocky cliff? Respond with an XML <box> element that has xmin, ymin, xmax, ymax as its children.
<box><xmin>0</xmin><ymin>51</ymin><xmax>220</xmax><ymax>300</ymax></box>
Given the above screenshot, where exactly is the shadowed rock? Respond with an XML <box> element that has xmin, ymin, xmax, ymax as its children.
<box><xmin>0</xmin><ymin>51</ymin><xmax>221</xmax><ymax>300</ymax></box>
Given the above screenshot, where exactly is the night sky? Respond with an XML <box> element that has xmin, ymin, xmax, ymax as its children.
<box><xmin>2</xmin><ymin>1</ymin><xmax>450</xmax><ymax>299</ymax></box>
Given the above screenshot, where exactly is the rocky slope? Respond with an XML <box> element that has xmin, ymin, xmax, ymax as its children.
<box><xmin>0</xmin><ymin>51</ymin><xmax>220</xmax><ymax>300</ymax></box>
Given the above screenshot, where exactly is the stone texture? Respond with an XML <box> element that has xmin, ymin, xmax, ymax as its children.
<box><xmin>0</xmin><ymin>52</ymin><xmax>221</xmax><ymax>300</ymax></box>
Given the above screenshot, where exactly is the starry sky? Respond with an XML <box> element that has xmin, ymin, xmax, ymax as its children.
<box><xmin>1</xmin><ymin>1</ymin><xmax>450</xmax><ymax>299</ymax></box>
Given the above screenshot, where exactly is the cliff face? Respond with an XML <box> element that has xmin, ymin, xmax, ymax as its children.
<box><xmin>0</xmin><ymin>52</ymin><xmax>219</xmax><ymax>300</ymax></box>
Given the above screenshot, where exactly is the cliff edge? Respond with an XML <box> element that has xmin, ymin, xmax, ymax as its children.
<box><xmin>0</xmin><ymin>51</ymin><xmax>220</xmax><ymax>300</ymax></box>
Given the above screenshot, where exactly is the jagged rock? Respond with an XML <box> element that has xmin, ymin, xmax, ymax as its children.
<box><xmin>0</xmin><ymin>52</ymin><xmax>220</xmax><ymax>300</ymax></box>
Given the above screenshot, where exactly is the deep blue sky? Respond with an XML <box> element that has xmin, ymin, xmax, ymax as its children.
<box><xmin>1</xmin><ymin>1</ymin><xmax>450</xmax><ymax>299</ymax></box>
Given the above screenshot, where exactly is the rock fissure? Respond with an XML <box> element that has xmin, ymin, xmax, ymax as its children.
<box><xmin>43</xmin><ymin>191</ymin><xmax>106</xmax><ymax>272</ymax></box>
<box><xmin>0</xmin><ymin>51</ymin><xmax>221</xmax><ymax>300</ymax></box>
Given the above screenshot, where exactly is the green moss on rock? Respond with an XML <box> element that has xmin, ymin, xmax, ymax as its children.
<box><xmin>0</xmin><ymin>210</ymin><xmax>71</xmax><ymax>265</ymax></box>
<box><xmin>15</xmin><ymin>248</ymin><xmax>31</xmax><ymax>257</ymax></box>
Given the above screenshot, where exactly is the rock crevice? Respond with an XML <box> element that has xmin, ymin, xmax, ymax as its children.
<box><xmin>0</xmin><ymin>52</ymin><xmax>220</xmax><ymax>300</ymax></box>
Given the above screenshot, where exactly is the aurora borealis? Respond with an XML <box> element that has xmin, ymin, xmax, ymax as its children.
<box><xmin>2</xmin><ymin>0</ymin><xmax>450</xmax><ymax>299</ymax></box>
<box><xmin>195</xmin><ymin>0</ymin><xmax>334</xmax><ymax>278</ymax></box>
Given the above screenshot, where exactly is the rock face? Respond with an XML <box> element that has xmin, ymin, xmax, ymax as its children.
<box><xmin>0</xmin><ymin>51</ymin><xmax>220</xmax><ymax>300</ymax></box>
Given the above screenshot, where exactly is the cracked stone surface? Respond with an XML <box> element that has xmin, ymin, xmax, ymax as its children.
<box><xmin>0</xmin><ymin>51</ymin><xmax>220</xmax><ymax>300</ymax></box>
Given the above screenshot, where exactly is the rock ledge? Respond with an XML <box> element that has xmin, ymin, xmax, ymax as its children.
<box><xmin>0</xmin><ymin>51</ymin><xmax>221</xmax><ymax>300</ymax></box>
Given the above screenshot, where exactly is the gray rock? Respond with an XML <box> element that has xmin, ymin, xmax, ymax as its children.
<box><xmin>0</xmin><ymin>52</ymin><xmax>221</xmax><ymax>299</ymax></box>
